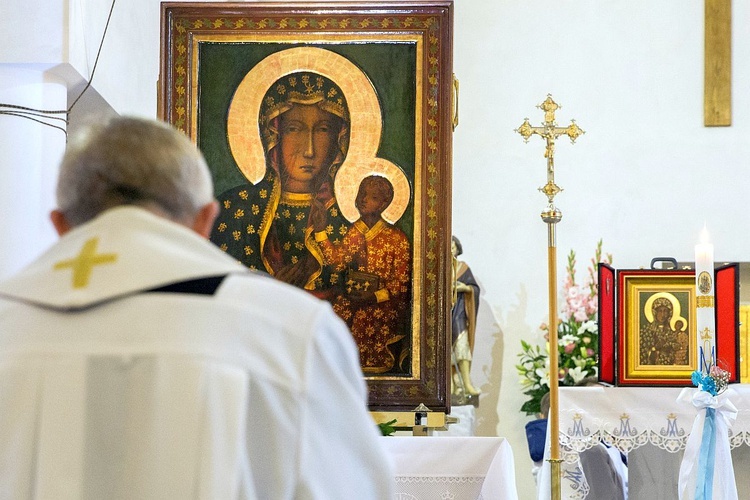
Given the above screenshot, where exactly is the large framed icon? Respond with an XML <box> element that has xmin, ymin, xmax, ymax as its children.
<box><xmin>159</xmin><ymin>1</ymin><xmax>455</xmax><ymax>412</ymax></box>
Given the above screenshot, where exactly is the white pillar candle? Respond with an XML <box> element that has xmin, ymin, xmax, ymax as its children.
<box><xmin>694</xmin><ymin>226</ymin><xmax>716</xmax><ymax>374</ymax></box>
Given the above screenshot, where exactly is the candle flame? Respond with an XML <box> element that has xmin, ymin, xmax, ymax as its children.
<box><xmin>700</xmin><ymin>225</ymin><xmax>710</xmax><ymax>245</ymax></box>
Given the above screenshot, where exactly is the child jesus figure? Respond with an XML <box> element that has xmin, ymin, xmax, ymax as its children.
<box><xmin>312</xmin><ymin>175</ymin><xmax>411</xmax><ymax>374</ymax></box>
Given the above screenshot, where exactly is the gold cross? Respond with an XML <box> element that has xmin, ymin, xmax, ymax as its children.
<box><xmin>515</xmin><ymin>95</ymin><xmax>584</xmax><ymax>205</ymax></box>
<box><xmin>54</xmin><ymin>237</ymin><xmax>118</xmax><ymax>288</ymax></box>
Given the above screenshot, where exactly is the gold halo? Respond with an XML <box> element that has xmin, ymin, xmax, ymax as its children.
<box><xmin>227</xmin><ymin>46</ymin><xmax>382</xmax><ymax>183</ymax></box>
<box><xmin>335</xmin><ymin>156</ymin><xmax>410</xmax><ymax>224</ymax></box>
<box><xmin>643</xmin><ymin>291</ymin><xmax>687</xmax><ymax>330</ymax></box>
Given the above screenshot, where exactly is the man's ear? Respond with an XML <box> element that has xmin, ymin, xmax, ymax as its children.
<box><xmin>191</xmin><ymin>201</ymin><xmax>219</xmax><ymax>238</ymax></box>
<box><xmin>50</xmin><ymin>209</ymin><xmax>72</xmax><ymax>236</ymax></box>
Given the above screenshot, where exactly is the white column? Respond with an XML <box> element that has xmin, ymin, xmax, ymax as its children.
<box><xmin>0</xmin><ymin>65</ymin><xmax>66</xmax><ymax>279</ymax></box>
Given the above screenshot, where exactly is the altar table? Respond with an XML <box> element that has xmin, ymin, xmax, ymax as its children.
<box><xmin>381</xmin><ymin>436</ymin><xmax>519</xmax><ymax>500</ymax></box>
<box><xmin>538</xmin><ymin>385</ymin><xmax>750</xmax><ymax>499</ymax></box>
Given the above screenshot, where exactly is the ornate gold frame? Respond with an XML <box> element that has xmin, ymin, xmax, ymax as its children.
<box><xmin>618</xmin><ymin>270</ymin><xmax>698</xmax><ymax>385</ymax></box>
<box><xmin>740</xmin><ymin>305</ymin><xmax>750</xmax><ymax>384</ymax></box>
<box><xmin>159</xmin><ymin>2</ymin><xmax>454</xmax><ymax>412</ymax></box>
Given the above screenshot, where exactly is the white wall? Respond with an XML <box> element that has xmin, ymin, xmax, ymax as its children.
<box><xmin>5</xmin><ymin>1</ymin><xmax>750</xmax><ymax>498</ymax></box>
<box><xmin>453</xmin><ymin>2</ymin><xmax>750</xmax><ymax>498</ymax></box>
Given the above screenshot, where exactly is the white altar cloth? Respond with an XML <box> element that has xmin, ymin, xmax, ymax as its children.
<box><xmin>538</xmin><ymin>385</ymin><xmax>750</xmax><ymax>499</ymax></box>
<box><xmin>381</xmin><ymin>436</ymin><xmax>518</xmax><ymax>500</ymax></box>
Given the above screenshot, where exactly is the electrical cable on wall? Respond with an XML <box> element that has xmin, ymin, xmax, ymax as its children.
<box><xmin>0</xmin><ymin>0</ymin><xmax>116</xmax><ymax>137</ymax></box>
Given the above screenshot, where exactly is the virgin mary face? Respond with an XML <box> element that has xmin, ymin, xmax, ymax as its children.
<box><xmin>279</xmin><ymin>103</ymin><xmax>342</xmax><ymax>193</ymax></box>
<box><xmin>654</xmin><ymin>305</ymin><xmax>671</xmax><ymax>325</ymax></box>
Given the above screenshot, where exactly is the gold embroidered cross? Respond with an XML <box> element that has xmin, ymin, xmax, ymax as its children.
<box><xmin>54</xmin><ymin>237</ymin><xmax>118</xmax><ymax>288</ymax></box>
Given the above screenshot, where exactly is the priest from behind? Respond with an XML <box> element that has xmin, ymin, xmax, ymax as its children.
<box><xmin>0</xmin><ymin>116</ymin><xmax>393</xmax><ymax>500</ymax></box>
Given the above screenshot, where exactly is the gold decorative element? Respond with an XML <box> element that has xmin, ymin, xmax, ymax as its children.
<box><xmin>370</xmin><ymin>409</ymin><xmax>448</xmax><ymax>436</ymax></box>
<box><xmin>226</xmin><ymin>45</ymin><xmax>384</xmax><ymax>184</ymax></box>
<box><xmin>644</xmin><ymin>291</ymin><xmax>689</xmax><ymax>331</ymax></box>
<box><xmin>53</xmin><ymin>237</ymin><xmax>117</xmax><ymax>289</ymax></box>
<box><xmin>700</xmin><ymin>326</ymin><xmax>714</xmax><ymax>340</ymax></box>
<box><xmin>541</xmin><ymin>206</ymin><xmax>562</xmax><ymax>224</ymax></box>
<box><xmin>697</xmin><ymin>270</ymin><xmax>713</xmax><ymax>294</ymax></box>
<box><xmin>704</xmin><ymin>0</ymin><xmax>731</xmax><ymax>126</ymax></box>
<box><xmin>225</xmin><ymin>44</ymin><xmax>414</xmax><ymax>225</ymax></box>
<box><xmin>516</xmin><ymin>96</ymin><xmax>585</xmax><ymax>500</ymax></box>
<box><xmin>740</xmin><ymin>305</ymin><xmax>750</xmax><ymax>383</ymax></box>
<box><xmin>163</xmin><ymin>5</ymin><xmax>449</xmax><ymax>408</ymax></box>
<box><xmin>515</xmin><ymin>94</ymin><xmax>585</xmax><ymax>207</ymax></box>
<box><xmin>622</xmin><ymin>273</ymin><xmax>698</xmax><ymax>379</ymax></box>
<box><xmin>696</xmin><ymin>295</ymin><xmax>715</xmax><ymax>308</ymax></box>
<box><xmin>334</xmin><ymin>157</ymin><xmax>410</xmax><ymax>224</ymax></box>
<box><xmin>451</xmin><ymin>74</ymin><xmax>459</xmax><ymax>131</ymax></box>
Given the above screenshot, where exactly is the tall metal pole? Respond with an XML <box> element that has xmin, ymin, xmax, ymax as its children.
<box><xmin>543</xmin><ymin>213</ymin><xmax>563</xmax><ymax>499</ymax></box>
<box><xmin>516</xmin><ymin>95</ymin><xmax>584</xmax><ymax>500</ymax></box>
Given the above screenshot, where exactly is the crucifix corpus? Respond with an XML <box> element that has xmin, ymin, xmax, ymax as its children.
<box><xmin>515</xmin><ymin>94</ymin><xmax>584</xmax><ymax>500</ymax></box>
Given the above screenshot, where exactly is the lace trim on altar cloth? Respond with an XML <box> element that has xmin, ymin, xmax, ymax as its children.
<box><xmin>393</xmin><ymin>475</ymin><xmax>485</xmax><ymax>500</ymax></box>
<box><xmin>559</xmin><ymin>411</ymin><xmax>750</xmax><ymax>458</ymax></box>
<box><xmin>560</xmin><ymin>426</ymin><xmax>750</xmax><ymax>459</ymax></box>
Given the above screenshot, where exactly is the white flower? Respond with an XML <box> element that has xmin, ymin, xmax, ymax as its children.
<box><xmin>578</xmin><ymin>320</ymin><xmax>598</xmax><ymax>335</ymax></box>
<box><xmin>561</xmin><ymin>334</ymin><xmax>579</xmax><ymax>345</ymax></box>
<box><xmin>569</xmin><ymin>366</ymin><xmax>588</xmax><ymax>383</ymax></box>
<box><xmin>535</xmin><ymin>364</ymin><xmax>550</xmax><ymax>385</ymax></box>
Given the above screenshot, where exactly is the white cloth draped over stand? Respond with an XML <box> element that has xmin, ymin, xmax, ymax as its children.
<box><xmin>381</xmin><ymin>436</ymin><xmax>518</xmax><ymax>499</ymax></box>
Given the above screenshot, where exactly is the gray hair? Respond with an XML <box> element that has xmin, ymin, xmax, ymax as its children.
<box><xmin>57</xmin><ymin>116</ymin><xmax>214</xmax><ymax>226</ymax></box>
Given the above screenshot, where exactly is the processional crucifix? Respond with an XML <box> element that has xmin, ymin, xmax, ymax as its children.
<box><xmin>516</xmin><ymin>94</ymin><xmax>584</xmax><ymax>500</ymax></box>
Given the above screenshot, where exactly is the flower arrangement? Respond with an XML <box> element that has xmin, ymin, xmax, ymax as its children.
<box><xmin>516</xmin><ymin>240</ymin><xmax>612</xmax><ymax>415</ymax></box>
<box><xmin>691</xmin><ymin>364</ymin><xmax>730</xmax><ymax>396</ymax></box>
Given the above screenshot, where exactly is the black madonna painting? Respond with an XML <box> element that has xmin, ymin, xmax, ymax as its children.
<box><xmin>160</xmin><ymin>2</ymin><xmax>454</xmax><ymax>412</ymax></box>
<box><xmin>637</xmin><ymin>292</ymin><xmax>691</xmax><ymax>367</ymax></box>
<box><xmin>212</xmin><ymin>50</ymin><xmax>413</xmax><ymax>376</ymax></box>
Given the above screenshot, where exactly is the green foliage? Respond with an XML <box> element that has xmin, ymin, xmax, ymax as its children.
<box><xmin>378</xmin><ymin>419</ymin><xmax>398</xmax><ymax>436</ymax></box>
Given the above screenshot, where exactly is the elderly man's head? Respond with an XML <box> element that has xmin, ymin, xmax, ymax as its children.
<box><xmin>51</xmin><ymin>117</ymin><xmax>218</xmax><ymax>237</ymax></box>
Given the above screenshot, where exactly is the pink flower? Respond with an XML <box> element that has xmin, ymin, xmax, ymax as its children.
<box><xmin>564</xmin><ymin>343</ymin><xmax>576</xmax><ymax>354</ymax></box>
<box><xmin>586</xmin><ymin>298</ymin><xmax>598</xmax><ymax>315</ymax></box>
<box><xmin>574</xmin><ymin>308</ymin><xmax>589</xmax><ymax>322</ymax></box>
<box><xmin>587</xmin><ymin>348</ymin><xmax>595</xmax><ymax>357</ymax></box>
